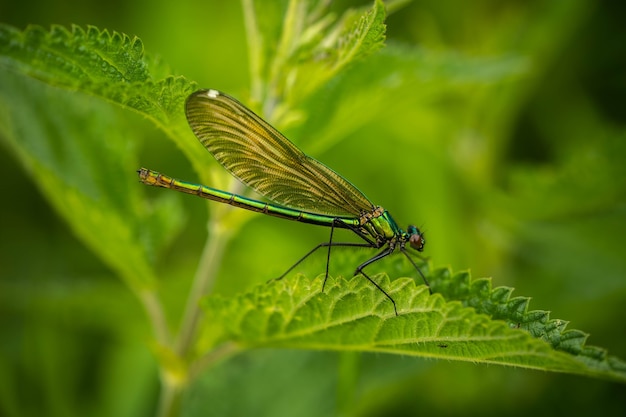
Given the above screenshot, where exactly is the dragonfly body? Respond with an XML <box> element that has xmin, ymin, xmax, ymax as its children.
<box><xmin>139</xmin><ymin>89</ymin><xmax>427</xmax><ymax>315</ymax></box>
<box><xmin>138</xmin><ymin>168</ymin><xmax>361</xmax><ymax>228</ymax></box>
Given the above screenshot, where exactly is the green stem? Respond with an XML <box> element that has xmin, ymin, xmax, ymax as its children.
<box><xmin>137</xmin><ymin>289</ymin><xmax>171</xmax><ymax>347</ymax></box>
<box><xmin>188</xmin><ymin>341</ymin><xmax>240</xmax><ymax>382</ymax></box>
<box><xmin>156</xmin><ymin>380</ymin><xmax>182</xmax><ymax>417</ymax></box>
<box><xmin>155</xmin><ymin>214</ymin><xmax>234</xmax><ymax>417</ymax></box>
<box><xmin>156</xmin><ymin>4</ymin><xmax>304</xmax><ymax>415</ymax></box>
<box><xmin>242</xmin><ymin>0</ymin><xmax>263</xmax><ymax>104</ymax></box>
<box><xmin>176</xmin><ymin>216</ymin><xmax>232</xmax><ymax>356</ymax></box>
<box><xmin>136</xmin><ymin>288</ymin><xmax>177</xmax><ymax>417</ymax></box>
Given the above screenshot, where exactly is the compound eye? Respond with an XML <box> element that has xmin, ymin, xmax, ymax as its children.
<box><xmin>407</xmin><ymin>225</ymin><xmax>425</xmax><ymax>251</ymax></box>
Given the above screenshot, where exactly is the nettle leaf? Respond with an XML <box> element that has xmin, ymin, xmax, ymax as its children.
<box><xmin>0</xmin><ymin>24</ymin><xmax>187</xmax><ymax>108</ymax></box>
<box><xmin>247</xmin><ymin>0</ymin><xmax>386</xmax><ymax>127</ymax></box>
<box><xmin>0</xmin><ymin>24</ymin><xmax>198</xmax><ymax>290</ymax></box>
<box><xmin>198</xmin><ymin>273</ymin><xmax>626</xmax><ymax>382</ymax></box>
<box><xmin>0</xmin><ymin>70</ymin><xmax>188</xmax><ymax>291</ymax></box>
<box><xmin>333</xmin><ymin>0</ymin><xmax>386</xmax><ymax>66</ymax></box>
<box><xmin>429</xmin><ymin>269</ymin><xmax>626</xmax><ymax>378</ymax></box>
<box><xmin>0</xmin><ymin>24</ymin><xmax>148</xmax><ymax>82</ymax></box>
<box><xmin>0</xmin><ymin>24</ymin><xmax>212</xmax><ymax>176</ymax></box>
<box><xmin>285</xmin><ymin>0</ymin><xmax>386</xmax><ymax>104</ymax></box>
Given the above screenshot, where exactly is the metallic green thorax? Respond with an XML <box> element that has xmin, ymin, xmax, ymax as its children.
<box><xmin>358</xmin><ymin>208</ymin><xmax>424</xmax><ymax>251</ymax></box>
<box><xmin>361</xmin><ymin>208</ymin><xmax>399</xmax><ymax>240</ymax></box>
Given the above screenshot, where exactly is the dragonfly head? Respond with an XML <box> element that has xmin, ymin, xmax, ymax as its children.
<box><xmin>406</xmin><ymin>225</ymin><xmax>425</xmax><ymax>252</ymax></box>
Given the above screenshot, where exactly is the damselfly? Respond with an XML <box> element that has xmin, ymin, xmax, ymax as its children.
<box><xmin>139</xmin><ymin>89</ymin><xmax>429</xmax><ymax>315</ymax></box>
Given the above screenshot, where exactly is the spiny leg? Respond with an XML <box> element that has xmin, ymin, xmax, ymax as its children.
<box><xmin>357</xmin><ymin>270</ymin><xmax>398</xmax><ymax>316</ymax></box>
<box><xmin>321</xmin><ymin>219</ymin><xmax>376</xmax><ymax>290</ymax></box>
<box><xmin>270</xmin><ymin>219</ymin><xmax>375</xmax><ymax>287</ymax></box>
<box><xmin>269</xmin><ymin>241</ymin><xmax>375</xmax><ymax>282</ymax></box>
<box><xmin>400</xmin><ymin>248</ymin><xmax>431</xmax><ymax>294</ymax></box>
<box><xmin>323</xmin><ymin>220</ymin><xmax>336</xmax><ymax>290</ymax></box>
<box><xmin>353</xmin><ymin>246</ymin><xmax>399</xmax><ymax>316</ymax></box>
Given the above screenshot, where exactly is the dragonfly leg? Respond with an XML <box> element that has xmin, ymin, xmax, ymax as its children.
<box><xmin>338</xmin><ymin>221</ymin><xmax>379</xmax><ymax>247</ymax></box>
<box><xmin>323</xmin><ymin>220</ymin><xmax>336</xmax><ymax>290</ymax></box>
<box><xmin>270</xmin><ymin>240</ymin><xmax>375</xmax><ymax>283</ymax></box>
<box><xmin>353</xmin><ymin>246</ymin><xmax>399</xmax><ymax>316</ymax></box>
<box><xmin>400</xmin><ymin>249</ymin><xmax>431</xmax><ymax>293</ymax></box>
<box><xmin>320</xmin><ymin>218</ymin><xmax>376</xmax><ymax>291</ymax></box>
<box><xmin>269</xmin><ymin>242</ymin><xmax>325</xmax><ymax>283</ymax></box>
<box><xmin>270</xmin><ymin>222</ymin><xmax>373</xmax><ymax>284</ymax></box>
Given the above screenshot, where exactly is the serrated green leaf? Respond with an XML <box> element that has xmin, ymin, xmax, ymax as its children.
<box><xmin>0</xmin><ymin>24</ymin><xmax>150</xmax><ymax>84</ymax></box>
<box><xmin>282</xmin><ymin>0</ymin><xmax>386</xmax><ymax>107</ymax></box>
<box><xmin>0</xmin><ymin>68</ymin><xmax>184</xmax><ymax>291</ymax></box>
<box><xmin>0</xmin><ymin>24</ymin><xmax>215</xmax><ymax>182</ymax></box>
<box><xmin>197</xmin><ymin>273</ymin><xmax>626</xmax><ymax>383</ymax></box>
<box><xmin>429</xmin><ymin>268</ymin><xmax>626</xmax><ymax>379</ymax></box>
<box><xmin>244</xmin><ymin>0</ymin><xmax>387</xmax><ymax>128</ymax></box>
<box><xmin>334</xmin><ymin>0</ymin><xmax>386</xmax><ymax>65</ymax></box>
<box><xmin>0</xmin><ymin>24</ymin><xmax>196</xmax><ymax>291</ymax></box>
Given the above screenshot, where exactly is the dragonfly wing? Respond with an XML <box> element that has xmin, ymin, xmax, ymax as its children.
<box><xmin>185</xmin><ymin>89</ymin><xmax>374</xmax><ymax>217</ymax></box>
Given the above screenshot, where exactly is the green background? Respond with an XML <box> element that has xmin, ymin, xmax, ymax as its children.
<box><xmin>1</xmin><ymin>0</ymin><xmax>625</xmax><ymax>416</ymax></box>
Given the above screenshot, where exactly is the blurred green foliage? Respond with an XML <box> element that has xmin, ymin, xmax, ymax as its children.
<box><xmin>1</xmin><ymin>0</ymin><xmax>625</xmax><ymax>417</ymax></box>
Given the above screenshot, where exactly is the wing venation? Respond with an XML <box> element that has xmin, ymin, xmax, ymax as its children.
<box><xmin>185</xmin><ymin>89</ymin><xmax>374</xmax><ymax>216</ymax></box>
